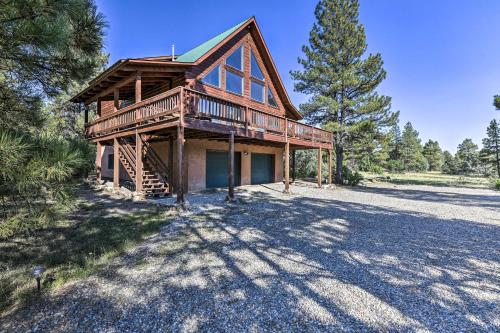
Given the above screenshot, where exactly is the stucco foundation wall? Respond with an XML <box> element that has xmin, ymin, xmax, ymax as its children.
<box><xmin>185</xmin><ymin>139</ymin><xmax>283</xmax><ymax>192</ymax></box>
<box><xmin>100</xmin><ymin>145</ymin><xmax>131</xmax><ymax>181</ymax></box>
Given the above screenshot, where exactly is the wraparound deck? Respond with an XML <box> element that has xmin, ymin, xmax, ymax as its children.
<box><xmin>85</xmin><ymin>87</ymin><xmax>333</xmax><ymax>149</ymax></box>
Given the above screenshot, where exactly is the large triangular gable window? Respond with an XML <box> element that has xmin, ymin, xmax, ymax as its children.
<box><xmin>226</xmin><ymin>46</ymin><xmax>243</xmax><ymax>71</ymax></box>
<box><xmin>201</xmin><ymin>64</ymin><xmax>220</xmax><ymax>87</ymax></box>
<box><xmin>250</xmin><ymin>50</ymin><xmax>265</xmax><ymax>81</ymax></box>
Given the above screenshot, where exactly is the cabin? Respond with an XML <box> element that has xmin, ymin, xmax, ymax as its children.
<box><xmin>71</xmin><ymin>17</ymin><xmax>333</xmax><ymax>203</ymax></box>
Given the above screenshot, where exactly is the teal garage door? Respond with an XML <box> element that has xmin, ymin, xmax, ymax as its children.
<box><xmin>206</xmin><ymin>151</ymin><xmax>241</xmax><ymax>188</ymax></box>
<box><xmin>251</xmin><ymin>153</ymin><xmax>275</xmax><ymax>185</ymax></box>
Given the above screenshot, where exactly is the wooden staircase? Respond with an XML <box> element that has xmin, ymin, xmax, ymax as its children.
<box><xmin>118</xmin><ymin>137</ymin><xmax>171</xmax><ymax>198</ymax></box>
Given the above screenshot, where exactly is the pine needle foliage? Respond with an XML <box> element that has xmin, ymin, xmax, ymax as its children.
<box><xmin>291</xmin><ymin>0</ymin><xmax>398</xmax><ymax>183</ymax></box>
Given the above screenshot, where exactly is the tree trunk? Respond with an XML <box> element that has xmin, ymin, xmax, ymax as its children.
<box><xmin>335</xmin><ymin>144</ymin><xmax>343</xmax><ymax>184</ymax></box>
<box><xmin>496</xmin><ymin>148</ymin><xmax>500</xmax><ymax>178</ymax></box>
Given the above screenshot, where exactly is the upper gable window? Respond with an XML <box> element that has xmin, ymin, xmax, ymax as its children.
<box><xmin>268</xmin><ymin>88</ymin><xmax>278</xmax><ymax>108</ymax></box>
<box><xmin>226</xmin><ymin>70</ymin><xmax>243</xmax><ymax>95</ymax></box>
<box><xmin>201</xmin><ymin>64</ymin><xmax>220</xmax><ymax>87</ymax></box>
<box><xmin>250</xmin><ymin>50</ymin><xmax>265</xmax><ymax>81</ymax></box>
<box><xmin>251</xmin><ymin>80</ymin><xmax>265</xmax><ymax>102</ymax></box>
<box><xmin>226</xmin><ymin>46</ymin><xmax>243</xmax><ymax>71</ymax></box>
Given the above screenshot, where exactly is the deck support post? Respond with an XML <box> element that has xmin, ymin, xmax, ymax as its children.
<box><xmin>113</xmin><ymin>138</ymin><xmax>119</xmax><ymax>190</ymax></box>
<box><xmin>113</xmin><ymin>88</ymin><xmax>119</xmax><ymax>112</ymax></box>
<box><xmin>177</xmin><ymin>88</ymin><xmax>185</xmax><ymax>204</ymax></box>
<box><xmin>84</xmin><ymin>104</ymin><xmax>89</xmax><ymax>124</ymax></box>
<box><xmin>176</xmin><ymin>126</ymin><xmax>185</xmax><ymax>203</ymax></box>
<box><xmin>135</xmin><ymin>72</ymin><xmax>142</xmax><ymax>103</ymax></box>
<box><xmin>96</xmin><ymin>141</ymin><xmax>102</xmax><ymax>182</ymax></box>
<box><xmin>317</xmin><ymin>147</ymin><xmax>322</xmax><ymax>188</ymax></box>
<box><xmin>284</xmin><ymin>141</ymin><xmax>290</xmax><ymax>193</ymax></box>
<box><xmin>226</xmin><ymin>131</ymin><xmax>235</xmax><ymax>201</ymax></box>
<box><xmin>292</xmin><ymin>149</ymin><xmax>296</xmax><ymax>183</ymax></box>
<box><xmin>168</xmin><ymin>137</ymin><xmax>174</xmax><ymax>196</ymax></box>
<box><xmin>328</xmin><ymin>149</ymin><xmax>333</xmax><ymax>185</ymax></box>
<box><xmin>135</xmin><ymin>132</ymin><xmax>143</xmax><ymax>194</ymax></box>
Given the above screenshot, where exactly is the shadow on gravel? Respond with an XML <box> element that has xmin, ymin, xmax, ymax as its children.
<box><xmin>2</xmin><ymin>186</ymin><xmax>499</xmax><ymax>332</ymax></box>
<box><xmin>350</xmin><ymin>185</ymin><xmax>500</xmax><ymax>211</ymax></box>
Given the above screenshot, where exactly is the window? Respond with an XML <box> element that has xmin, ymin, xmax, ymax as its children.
<box><xmin>201</xmin><ymin>64</ymin><xmax>220</xmax><ymax>87</ymax></box>
<box><xmin>108</xmin><ymin>154</ymin><xmax>114</xmax><ymax>170</ymax></box>
<box><xmin>226</xmin><ymin>70</ymin><xmax>243</xmax><ymax>95</ymax></box>
<box><xmin>250</xmin><ymin>50</ymin><xmax>265</xmax><ymax>81</ymax></box>
<box><xmin>251</xmin><ymin>80</ymin><xmax>265</xmax><ymax>102</ymax></box>
<box><xmin>226</xmin><ymin>46</ymin><xmax>243</xmax><ymax>71</ymax></box>
<box><xmin>268</xmin><ymin>88</ymin><xmax>278</xmax><ymax>107</ymax></box>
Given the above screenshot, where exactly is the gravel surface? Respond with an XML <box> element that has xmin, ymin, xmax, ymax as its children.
<box><xmin>1</xmin><ymin>182</ymin><xmax>499</xmax><ymax>332</ymax></box>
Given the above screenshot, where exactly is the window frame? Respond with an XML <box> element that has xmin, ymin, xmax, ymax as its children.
<box><xmin>250</xmin><ymin>78</ymin><xmax>265</xmax><ymax>103</ymax></box>
<box><xmin>225</xmin><ymin>67</ymin><xmax>244</xmax><ymax>96</ymax></box>
<box><xmin>225</xmin><ymin>45</ymin><xmax>244</xmax><ymax>72</ymax></box>
<box><xmin>267</xmin><ymin>87</ymin><xmax>279</xmax><ymax>109</ymax></box>
<box><xmin>201</xmin><ymin>64</ymin><xmax>221</xmax><ymax>89</ymax></box>
<box><xmin>250</xmin><ymin>49</ymin><xmax>265</xmax><ymax>82</ymax></box>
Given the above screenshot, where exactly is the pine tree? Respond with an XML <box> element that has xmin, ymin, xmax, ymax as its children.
<box><xmin>442</xmin><ymin>151</ymin><xmax>458</xmax><ymax>175</ymax></box>
<box><xmin>456</xmin><ymin>139</ymin><xmax>479</xmax><ymax>174</ymax></box>
<box><xmin>291</xmin><ymin>0</ymin><xmax>397</xmax><ymax>184</ymax></box>
<box><xmin>400</xmin><ymin>122</ymin><xmax>427</xmax><ymax>171</ymax></box>
<box><xmin>494</xmin><ymin>95</ymin><xmax>500</xmax><ymax>110</ymax></box>
<box><xmin>0</xmin><ymin>0</ymin><xmax>106</xmax><ymax>132</ymax></box>
<box><xmin>422</xmin><ymin>140</ymin><xmax>443</xmax><ymax>171</ymax></box>
<box><xmin>482</xmin><ymin>119</ymin><xmax>500</xmax><ymax>177</ymax></box>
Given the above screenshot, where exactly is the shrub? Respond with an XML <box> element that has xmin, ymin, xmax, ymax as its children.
<box><xmin>493</xmin><ymin>178</ymin><xmax>500</xmax><ymax>190</ymax></box>
<box><xmin>342</xmin><ymin>166</ymin><xmax>364</xmax><ymax>186</ymax></box>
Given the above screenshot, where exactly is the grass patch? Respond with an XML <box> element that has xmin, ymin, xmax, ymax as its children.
<box><xmin>0</xmin><ymin>185</ymin><xmax>173</xmax><ymax>313</ymax></box>
<box><xmin>361</xmin><ymin>171</ymin><xmax>492</xmax><ymax>189</ymax></box>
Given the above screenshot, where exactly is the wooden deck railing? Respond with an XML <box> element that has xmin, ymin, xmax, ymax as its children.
<box><xmin>86</xmin><ymin>87</ymin><xmax>332</xmax><ymax>145</ymax></box>
<box><xmin>85</xmin><ymin>87</ymin><xmax>182</xmax><ymax>138</ymax></box>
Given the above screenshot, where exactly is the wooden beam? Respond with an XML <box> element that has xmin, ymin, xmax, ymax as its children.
<box><xmin>292</xmin><ymin>149</ymin><xmax>296</xmax><ymax>182</ymax></box>
<box><xmin>328</xmin><ymin>149</ymin><xmax>332</xmax><ymax>185</ymax></box>
<box><xmin>96</xmin><ymin>141</ymin><xmax>102</xmax><ymax>182</ymax></box>
<box><xmin>113</xmin><ymin>138</ymin><xmax>119</xmax><ymax>189</ymax></box>
<box><xmin>135</xmin><ymin>72</ymin><xmax>142</xmax><ymax>103</ymax></box>
<box><xmin>284</xmin><ymin>141</ymin><xmax>290</xmax><ymax>193</ymax></box>
<box><xmin>227</xmin><ymin>131</ymin><xmax>235</xmax><ymax>201</ymax></box>
<box><xmin>84</xmin><ymin>73</ymin><xmax>136</xmax><ymax>105</ymax></box>
<box><xmin>135</xmin><ymin>132</ymin><xmax>143</xmax><ymax>194</ymax></box>
<box><xmin>113</xmin><ymin>88</ymin><xmax>119</xmax><ymax>112</ymax></box>
<box><xmin>317</xmin><ymin>147</ymin><xmax>322</xmax><ymax>188</ymax></box>
<box><xmin>96</xmin><ymin>97</ymin><xmax>102</xmax><ymax>117</ymax></box>
<box><xmin>168</xmin><ymin>137</ymin><xmax>174</xmax><ymax>196</ymax></box>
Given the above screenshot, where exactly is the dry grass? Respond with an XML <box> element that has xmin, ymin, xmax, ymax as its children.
<box><xmin>361</xmin><ymin>171</ymin><xmax>493</xmax><ymax>189</ymax></box>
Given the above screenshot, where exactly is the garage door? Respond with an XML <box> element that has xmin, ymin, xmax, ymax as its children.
<box><xmin>206</xmin><ymin>151</ymin><xmax>241</xmax><ymax>188</ymax></box>
<box><xmin>251</xmin><ymin>153</ymin><xmax>275</xmax><ymax>185</ymax></box>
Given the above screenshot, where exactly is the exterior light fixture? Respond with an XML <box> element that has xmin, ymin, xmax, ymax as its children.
<box><xmin>32</xmin><ymin>266</ymin><xmax>45</xmax><ymax>292</ymax></box>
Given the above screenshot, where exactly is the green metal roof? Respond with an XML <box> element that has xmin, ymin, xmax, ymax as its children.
<box><xmin>175</xmin><ymin>19</ymin><xmax>249</xmax><ymax>63</ymax></box>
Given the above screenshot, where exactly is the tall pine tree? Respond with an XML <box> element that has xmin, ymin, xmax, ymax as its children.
<box><xmin>291</xmin><ymin>0</ymin><xmax>397</xmax><ymax>184</ymax></box>
<box><xmin>422</xmin><ymin>140</ymin><xmax>443</xmax><ymax>171</ymax></box>
<box><xmin>494</xmin><ymin>95</ymin><xmax>500</xmax><ymax>110</ymax></box>
<box><xmin>400</xmin><ymin>122</ymin><xmax>427</xmax><ymax>172</ymax></box>
<box><xmin>482</xmin><ymin>119</ymin><xmax>500</xmax><ymax>177</ymax></box>
<box><xmin>456</xmin><ymin>139</ymin><xmax>479</xmax><ymax>174</ymax></box>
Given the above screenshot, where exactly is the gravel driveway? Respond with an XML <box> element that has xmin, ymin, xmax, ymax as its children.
<box><xmin>2</xmin><ymin>182</ymin><xmax>499</xmax><ymax>332</ymax></box>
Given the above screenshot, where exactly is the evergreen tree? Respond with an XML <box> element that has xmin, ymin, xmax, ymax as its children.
<box><xmin>494</xmin><ymin>95</ymin><xmax>500</xmax><ymax>110</ymax></box>
<box><xmin>346</xmin><ymin>121</ymin><xmax>390</xmax><ymax>173</ymax></box>
<box><xmin>482</xmin><ymin>119</ymin><xmax>500</xmax><ymax>177</ymax></box>
<box><xmin>291</xmin><ymin>0</ymin><xmax>397</xmax><ymax>184</ymax></box>
<box><xmin>400</xmin><ymin>122</ymin><xmax>427</xmax><ymax>171</ymax></box>
<box><xmin>442</xmin><ymin>151</ymin><xmax>458</xmax><ymax>175</ymax></box>
<box><xmin>456</xmin><ymin>139</ymin><xmax>479</xmax><ymax>174</ymax></box>
<box><xmin>0</xmin><ymin>0</ymin><xmax>106</xmax><ymax>132</ymax></box>
<box><xmin>422</xmin><ymin>140</ymin><xmax>443</xmax><ymax>171</ymax></box>
<box><xmin>388</xmin><ymin>123</ymin><xmax>402</xmax><ymax>160</ymax></box>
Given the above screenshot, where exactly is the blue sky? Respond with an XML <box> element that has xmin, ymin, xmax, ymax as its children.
<box><xmin>95</xmin><ymin>0</ymin><xmax>500</xmax><ymax>153</ymax></box>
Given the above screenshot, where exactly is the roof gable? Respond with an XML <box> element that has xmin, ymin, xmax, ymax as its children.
<box><xmin>176</xmin><ymin>20</ymin><xmax>248</xmax><ymax>63</ymax></box>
